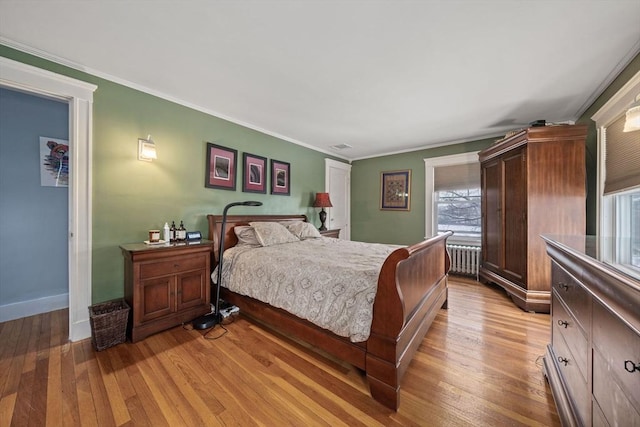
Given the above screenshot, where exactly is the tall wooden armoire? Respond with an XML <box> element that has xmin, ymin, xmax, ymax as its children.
<box><xmin>478</xmin><ymin>125</ymin><xmax>587</xmax><ymax>313</ymax></box>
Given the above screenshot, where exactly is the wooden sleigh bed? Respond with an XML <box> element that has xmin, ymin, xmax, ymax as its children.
<box><xmin>207</xmin><ymin>214</ymin><xmax>452</xmax><ymax>410</ymax></box>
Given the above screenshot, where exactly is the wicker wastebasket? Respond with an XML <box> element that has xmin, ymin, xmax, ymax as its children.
<box><xmin>89</xmin><ymin>299</ymin><xmax>130</xmax><ymax>351</ymax></box>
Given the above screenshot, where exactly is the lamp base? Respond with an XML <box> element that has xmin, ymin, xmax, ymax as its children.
<box><xmin>318</xmin><ymin>208</ymin><xmax>327</xmax><ymax>231</ymax></box>
<box><xmin>192</xmin><ymin>313</ymin><xmax>219</xmax><ymax>330</ymax></box>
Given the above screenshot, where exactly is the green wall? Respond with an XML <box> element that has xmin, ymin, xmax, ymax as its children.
<box><xmin>351</xmin><ymin>138</ymin><xmax>494</xmax><ymax>245</ymax></box>
<box><xmin>351</xmin><ymin>52</ymin><xmax>640</xmax><ymax>245</ymax></box>
<box><xmin>3</xmin><ymin>44</ymin><xmax>638</xmax><ymax>302</ymax></box>
<box><xmin>1</xmin><ymin>45</ymin><xmax>344</xmax><ymax>303</ymax></box>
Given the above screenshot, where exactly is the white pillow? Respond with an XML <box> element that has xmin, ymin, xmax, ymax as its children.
<box><xmin>249</xmin><ymin>222</ymin><xmax>300</xmax><ymax>247</ymax></box>
<box><xmin>233</xmin><ymin>226</ymin><xmax>261</xmax><ymax>247</ymax></box>
<box><xmin>284</xmin><ymin>221</ymin><xmax>322</xmax><ymax>240</ymax></box>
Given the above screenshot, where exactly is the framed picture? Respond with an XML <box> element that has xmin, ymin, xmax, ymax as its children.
<box><xmin>380</xmin><ymin>169</ymin><xmax>411</xmax><ymax>211</ymax></box>
<box><xmin>205</xmin><ymin>143</ymin><xmax>237</xmax><ymax>190</ymax></box>
<box><xmin>270</xmin><ymin>159</ymin><xmax>290</xmax><ymax>195</ymax></box>
<box><xmin>242</xmin><ymin>152</ymin><xmax>267</xmax><ymax>193</ymax></box>
<box><xmin>40</xmin><ymin>136</ymin><xmax>69</xmax><ymax>187</ymax></box>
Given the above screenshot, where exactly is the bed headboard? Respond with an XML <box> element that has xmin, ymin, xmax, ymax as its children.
<box><xmin>207</xmin><ymin>214</ymin><xmax>308</xmax><ymax>265</ymax></box>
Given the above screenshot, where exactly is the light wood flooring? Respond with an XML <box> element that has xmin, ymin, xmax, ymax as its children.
<box><xmin>1</xmin><ymin>277</ymin><xmax>560</xmax><ymax>426</ymax></box>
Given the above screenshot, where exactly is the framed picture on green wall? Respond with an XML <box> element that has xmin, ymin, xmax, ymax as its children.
<box><xmin>243</xmin><ymin>152</ymin><xmax>267</xmax><ymax>194</ymax></box>
<box><xmin>380</xmin><ymin>169</ymin><xmax>411</xmax><ymax>211</ymax></box>
<box><xmin>205</xmin><ymin>143</ymin><xmax>237</xmax><ymax>191</ymax></box>
<box><xmin>270</xmin><ymin>159</ymin><xmax>290</xmax><ymax>195</ymax></box>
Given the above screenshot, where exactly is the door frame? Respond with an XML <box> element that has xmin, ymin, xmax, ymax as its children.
<box><xmin>0</xmin><ymin>57</ymin><xmax>96</xmax><ymax>341</ymax></box>
<box><xmin>324</xmin><ymin>158</ymin><xmax>351</xmax><ymax>240</ymax></box>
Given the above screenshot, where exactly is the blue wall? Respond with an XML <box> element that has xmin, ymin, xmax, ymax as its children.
<box><xmin>0</xmin><ymin>88</ymin><xmax>69</xmax><ymax>308</ymax></box>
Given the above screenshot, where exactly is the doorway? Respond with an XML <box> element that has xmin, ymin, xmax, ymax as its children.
<box><xmin>325</xmin><ymin>159</ymin><xmax>351</xmax><ymax>240</ymax></box>
<box><xmin>0</xmin><ymin>87</ymin><xmax>69</xmax><ymax>319</ymax></box>
<box><xmin>0</xmin><ymin>57</ymin><xmax>96</xmax><ymax>341</ymax></box>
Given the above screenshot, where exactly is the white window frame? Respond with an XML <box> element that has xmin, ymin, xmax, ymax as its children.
<box><xmin>592</xmin><ymin>70</ymin><xmax>640</xmax><ymax>236</ymax></box>
<box><xmin>424</xmin><ymin>151</ymin><xmax>480</xmax><ymax>245</ymax></box>
<box><xmin>592</xmin><ymin>70</ymin><xmax>640</xmax><ymax>270</ymax></box>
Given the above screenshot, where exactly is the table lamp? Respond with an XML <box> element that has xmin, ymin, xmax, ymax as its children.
<box><xmin>312</xmin><ymin>192</ymin><xmax>333</xmax><ymax>231</ymax></box>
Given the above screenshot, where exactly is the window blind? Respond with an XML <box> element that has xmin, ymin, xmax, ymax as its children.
<box><xmin>604</xmin><ymin>114</ymin><xmax>640</xmax><ymax>195</ymax></box>
<box><xmin>434</xmin><ymin>162</ymin><xmax>481</xmax><ymax>192</ymax></box>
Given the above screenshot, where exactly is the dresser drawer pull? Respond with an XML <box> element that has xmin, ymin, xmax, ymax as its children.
<box><xmin>557</xmin><ymin>356</ymin><xmax>569</xmax><ymax>366</ymax></box>
<box><xmin>557</xmin><ymin>282</ymin><xmax>569</xmax><ymax>291</ymax></box>
<box><xmin>624</xmin><ymin>360</ymin><xmax>640</xmax><ymax>373</ymax></box>
<box><xmin>557</xmin><ymin>320</ymin><xmax>569</xmax><ymax>328</ymax></box>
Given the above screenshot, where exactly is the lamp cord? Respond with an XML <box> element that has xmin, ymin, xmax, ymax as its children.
<box><xmin>204</xmin><ymin>323</ymin><xmax>228</xmax><ymax>340</ymax></box>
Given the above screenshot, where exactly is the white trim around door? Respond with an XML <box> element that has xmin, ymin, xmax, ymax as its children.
<box><xmin>0</xmin><ymin>56</ymin><xmax>96</xmax><ymax>341</ymax></box>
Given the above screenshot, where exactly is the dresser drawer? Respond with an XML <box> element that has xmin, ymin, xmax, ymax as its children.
<box><xmin>551</xmin><ymin>262</ymin><xmax>590</xmax><ymax>332</ymax></box>
<box><xmin>593</xmin><ymin>349</ymin><xmax>640</xmax><ymax>427</ymax></box>
<box><xmin>139</xmin><ymin>254</ymin><xmax>207</xmax><ymax>279</ymax></box>
<box><xmin>552</xmin><ymin>332</ymin><xmax>591</xmax><ymax>426</ymax></box>
<box><xmin>552</xmin><ymin>295</ymin><xmax>588</xmax><ymax>381</ymax></box>
<box><xmin>592</xmin><ymin>301</ymin><xmax>640</xmax><ymax>414</ymax></box>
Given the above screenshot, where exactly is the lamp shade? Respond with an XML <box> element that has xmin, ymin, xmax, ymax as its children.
<box><xmin>312</xmin><ymin>192</ymin><xmax>333</xmax><ymax>208</ymax></box>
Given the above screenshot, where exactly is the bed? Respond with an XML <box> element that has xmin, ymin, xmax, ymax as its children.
<box><xmin>207</xmin><ymin>214</ymin><xmax>452</xmax><ymax>410</ymax></box>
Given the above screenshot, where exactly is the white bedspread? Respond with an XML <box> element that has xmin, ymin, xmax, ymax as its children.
<box><xmin>213</xmin><ymin>238</ymin><xmax>400</xmax><ymax>342</ymax></box>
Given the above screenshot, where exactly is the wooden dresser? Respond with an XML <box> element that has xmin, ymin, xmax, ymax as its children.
<box><xmin>120</xmin><ymin>240</ymin><xmax>214</xmax><ymax>342</ymax></box>
<box><xmin>542</xmin><ymin>235</ymin><xmax>640</xmax><ymax>426</ymax></box>
<box><xmin>479</xmin><ymin>125</ymin><xmax>587</xmax><ymax>312</ymax></box>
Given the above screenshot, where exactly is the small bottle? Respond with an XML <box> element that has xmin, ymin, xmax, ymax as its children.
<box><xmin>178</xmin><ymin>221</ymin><xmax>187</xmax><ymax>241</ymax></box>
<box><xmin>163</xmin><ymin>222</ymin><xmax>170</xmax><ymax>242</ymax></box>
<box><xmin>170</xmin><ymin>221</ymin><xmax>176</xmax><ymax>242</ymax></box>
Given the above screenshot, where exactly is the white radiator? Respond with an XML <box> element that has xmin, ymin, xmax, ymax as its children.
<box><xmin>447</xmin><ymin>245</ymin><xmax>481</xmax><ymax>279</ymax></box>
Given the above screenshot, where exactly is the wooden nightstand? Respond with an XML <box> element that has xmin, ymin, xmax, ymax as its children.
<box><xmin>120</xmin><ymin>240</ymin><xmax>214</xmax><ymax>342</ymax></box>
<box><xmin>319</xmin><ymin>229</ymin><xmax>340</xmax><ymax>238</ymax></box>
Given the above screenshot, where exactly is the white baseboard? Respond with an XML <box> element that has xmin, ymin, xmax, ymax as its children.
<box><xmin>0</xmin><ymin>293</ymin><xmax>69</xmax><ymax>323</ymax></box>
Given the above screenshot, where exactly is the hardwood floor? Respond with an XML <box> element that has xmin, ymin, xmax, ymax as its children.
<box><xmin>0</xmin><ymin>277</ymin><xmax>560</xmax><ymax>426</ymax></box>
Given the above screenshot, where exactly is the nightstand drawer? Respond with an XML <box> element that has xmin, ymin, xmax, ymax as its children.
<box><xmin>552</xmin><ymin>294</ymin><xmax>588</xmax><ymax>381</ymax></box>
<box><xmin>140</xmin><ymin>254</ymin><xmax>207</xmax><ymax>279</ymax></box>
<box><xmin>552</xmin><ymin>262</ymin><xmax>590</xmax><ymax>332</ymax></box>
<box><xmin>319</xmin><ymin>229</ymin><xmax>340</xmax><ymax>238</ymax></box>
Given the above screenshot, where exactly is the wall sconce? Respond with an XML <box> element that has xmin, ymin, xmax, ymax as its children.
<box><xmin>623</xmin><ymin>94</ymin><xmax>640</xmax><ymax>132</ymax></box>
<box><xmin>138</xmin><ymin>135</ymin><xmax>157</xmax><ymax>162</ymax></box>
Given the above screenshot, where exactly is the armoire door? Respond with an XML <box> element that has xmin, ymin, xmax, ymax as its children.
<box><xmin>482</xmin><ymin>158</ymin><xmax>502</xmax><ymax>272</ymax></box>
<box><xmin>502</xmin><ymin>148</ymin><xmax>527</xmax><ymax>285</ymax></box>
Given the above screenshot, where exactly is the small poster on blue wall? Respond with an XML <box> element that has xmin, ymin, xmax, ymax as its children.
<box><xmin>39</xmin><ymin>136</ymin><xmax>69</xmax><ymax>187</ymax></box>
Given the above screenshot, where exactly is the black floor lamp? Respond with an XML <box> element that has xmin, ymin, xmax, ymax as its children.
<box><xmin>193</xmin><ymin>200</ymin><xmax>262</xmax><ymax>330</ymax></box>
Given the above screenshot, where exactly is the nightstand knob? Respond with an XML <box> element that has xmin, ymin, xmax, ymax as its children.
<box><xmin>557</xmin><ymin>320</ymin><xmax>569</xmax><ymax>328</ymax></box>
<box><xmin>558</xmin><ymin>356</ymin><xmax>569</xmax><ymax>366</ymax></box>
<box><xmin>557</xmin><ymin>282</ymin><xmax>569</xmax><ymax>291</ymax></box>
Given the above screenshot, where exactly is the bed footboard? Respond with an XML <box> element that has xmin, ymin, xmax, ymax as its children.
<box><xmin>366</xmin><ymin>231</ymin><xmax>452</xmax><ymax>410</ymax></box>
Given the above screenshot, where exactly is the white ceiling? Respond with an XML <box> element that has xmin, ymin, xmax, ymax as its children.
<box><xmin>1</xmin><ymin>1</ymin><xmax>639</xmax><ymax>160</ymax></box>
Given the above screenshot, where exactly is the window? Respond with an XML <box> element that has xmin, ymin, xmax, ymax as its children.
<box><xmin>425</xmin><ymin>152</ymin><xmax>481</xmax><ymax>245</ymax></box>
<box><xmin>592</xmin><ymin>70</ymin><xmax>640</xmax><ymax>274</ymax></box>
<box><xmin>436</xmin><ymin>188</ymin><xmax>481</xmax><ymax>237</ymax></box>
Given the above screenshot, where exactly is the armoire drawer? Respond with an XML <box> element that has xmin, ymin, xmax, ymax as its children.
<box><xmin>552</xmin><ymin>295</ymin><xmax>588</xmax><ymax>380</ymax></box>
